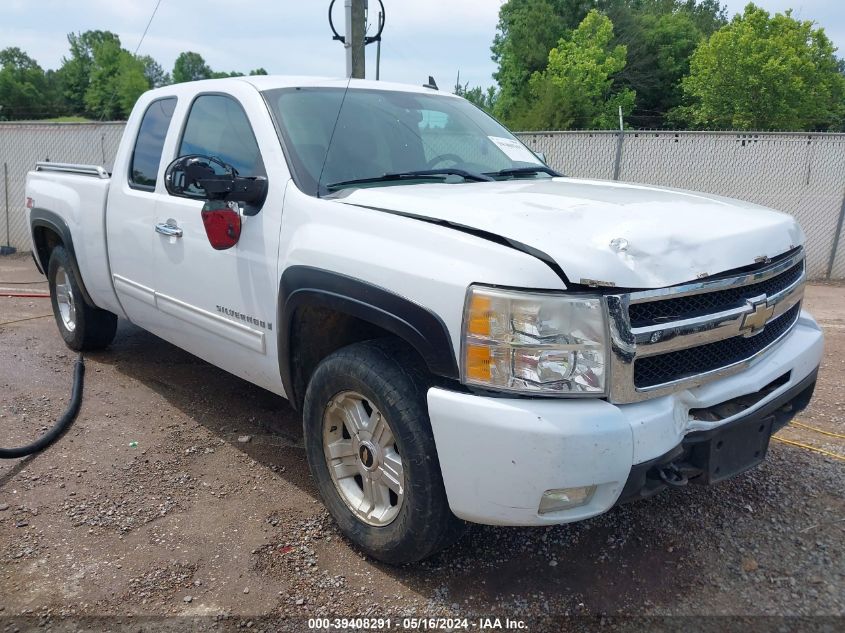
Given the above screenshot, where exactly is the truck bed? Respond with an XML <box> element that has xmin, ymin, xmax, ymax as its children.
<box><xmin>25</xmin><ymin>163</ymin><xmax>124</xmax><ymax>317</ymax></box>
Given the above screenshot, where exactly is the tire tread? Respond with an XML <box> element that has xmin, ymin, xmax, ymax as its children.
<box><xmin>48</xmin><ymin>246</ymin><xmax>117</xmax><ymax>351</ymax></box>
<box><xmin>303</xmin><ymin>338</ymin><xmax>464</xmax><ymax>564</ymax></box>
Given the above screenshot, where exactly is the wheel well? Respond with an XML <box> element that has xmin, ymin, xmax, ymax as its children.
<box><xmin>288</xmin><ymin>306</ymin><xmax>424</xmax><ymax>410</ymax></box>
<box><xmin>31</xmin><ymin>223</ymin><xmax>95</xmax><ymax>306</ymax></box>
<box><xmin>279</xmin><ymin>266</ymin><xmax>460</xmax><ymax>410</ymax></box>
<box><xmin>32</xmin><ymin>225</ymin><xmax>64</xmax><ymax>270</ymax></box>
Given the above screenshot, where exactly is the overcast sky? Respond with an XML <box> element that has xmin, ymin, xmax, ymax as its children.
<box><xmin>2</xmin><ymin>1</ymin><xmax>843</xmax><ymax>91</ymax></box>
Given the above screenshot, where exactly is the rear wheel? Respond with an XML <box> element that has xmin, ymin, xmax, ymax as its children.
<box><xmin>48</xmin><ymin>246</ymin><xmax>117</xmax><ymax>351</ymax></box>
<box><xmin>303</xmin><ymin>339</ymin><xmax>464</xmax><ymax>564</ymax></box>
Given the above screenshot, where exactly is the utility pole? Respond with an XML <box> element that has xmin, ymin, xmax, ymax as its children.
<box><xmin>331</xmin><ymin>0</ymin><xmax>384</xmax><ymax>79</ymax></box>
<box><xmin>346</xmin><ymin>0</ymin><xmax>366</xmax><ymax>79</ymax></box>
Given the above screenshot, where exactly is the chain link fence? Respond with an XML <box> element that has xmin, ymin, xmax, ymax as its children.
<box><xmin>517</xmin><ymin>130</ymin><xmax>845</xmax><ymax>280</ymax></box>
<box><xmin>0</xmin><ymin>122</ymin><xmax>124</xmax><ymax>252</ymax></box>
<box><xmin>1</xmin><ymin>123</ymin><xmax>844</xmax><ymax>279</ymax></box>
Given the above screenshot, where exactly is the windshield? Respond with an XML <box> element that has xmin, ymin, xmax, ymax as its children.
<box><xmin>263</xmin><ymin>87</ymin><xmax>544</xmax><ymax>196</ymax></box>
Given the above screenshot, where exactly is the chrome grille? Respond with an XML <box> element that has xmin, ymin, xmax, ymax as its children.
<box><xmin>634</xmin><ymin>304</ymin><xmax>800</xmax><ymax>389</ymax></box>
<box><xmin>628</xmin><ymin>255</ymin><xmax>804</xmax><ymax>328</ymax></box>
<box><xmin>606</xmin><ymin>249</ymin><xmax>806</xmax><ymax>403</ymax></box>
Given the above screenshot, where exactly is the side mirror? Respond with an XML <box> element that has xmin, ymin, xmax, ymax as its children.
<box><xmin>164</xmin><ymin>154</ymin><xmax>268</xmax><ymax>216</ymax></box>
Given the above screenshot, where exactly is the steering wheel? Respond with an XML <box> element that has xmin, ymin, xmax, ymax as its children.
<box><xmin>426</xmin><ymin>153</ymin><xmax>463</xmax><ymax>169</ymax></box>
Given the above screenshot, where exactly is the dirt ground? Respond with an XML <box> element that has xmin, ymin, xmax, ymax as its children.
<box><xmin>0</xmin><ymin>253</ymin><xmax>843</xmax><ymax>632</ymax></box>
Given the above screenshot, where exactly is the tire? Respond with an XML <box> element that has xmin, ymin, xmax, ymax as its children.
<box><xmin>48</xmin><ymin>246</ymin><xmax>117</xmax><ymax>351</ymax></box>
<box><xmin>303</xmin><ymin>339</ymin><xmax>465</xmax><ymax>564</ymax></box>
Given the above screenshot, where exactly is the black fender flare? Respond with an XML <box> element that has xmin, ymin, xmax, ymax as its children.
<box><xmin>30</xmin><ymin>208</ymin><xmax>95</xmax><ymax>307</ymax></box>
<box><xmin>278</xmin><ymin>266</ymin><xmax>459</xmax><ymax>407</ymax></box>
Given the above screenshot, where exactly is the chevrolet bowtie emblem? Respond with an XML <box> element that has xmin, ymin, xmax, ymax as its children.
<box><xmin>740</xmin><ymin>297</ymin><xmax>774</xmax><ymax>336</ymax></box>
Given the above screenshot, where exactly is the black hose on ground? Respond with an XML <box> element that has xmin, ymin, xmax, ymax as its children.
<box><xmin>0</xmin><ymin>354</ymin><xmax>84</xmax><ymax>459</ymax></box>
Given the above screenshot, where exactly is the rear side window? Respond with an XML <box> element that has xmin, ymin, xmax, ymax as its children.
<box><xmin>178</xmin><ymin>95</ymin><xmax>265</xmax><ymax>178</ymax></box>
<box><xmin>129</xmin><ymin>98</ymin><xmax>177</xmax><ymax>190</ymax></box>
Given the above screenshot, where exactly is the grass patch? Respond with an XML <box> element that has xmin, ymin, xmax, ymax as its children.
<box><xmin>42</xmin><ymin>116</ymin><xmax>94</xmax><ymax>123</ymax></box>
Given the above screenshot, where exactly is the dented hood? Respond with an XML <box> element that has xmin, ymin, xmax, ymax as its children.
<box><xmin>335</xmin><ymin>177</ymin><xmax>804</xmax><ymax>289</ymax></box>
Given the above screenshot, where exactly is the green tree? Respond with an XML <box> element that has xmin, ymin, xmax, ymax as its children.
<box><xmin>2</xmin><ymin>36</ymin><xmax>272</xmax><ymax>121</ymax></box>
<box><xmin>518</xmin><ymin>10</ymin><xmax>635</xmax><ymax>130</ymax></box>
<box><xmin>43</xmin><ymin>69</ymin><xmax>65</xmax><ymax>116</ymax></box>
<box><xmin>188</xmin><ymin>63</ymin><xmax>268</xmax><ymax>81</ymax></box>
<box><xmin>83</xmin><ymin>36</ymin><xmax>123</xmax><ymax>119</ymax></box>
<box><xmin>571</xmin><ymin>1</ymin><xmax>726</xmax><ymax>127</ymax></box>
<box><xmin>59</xmin><ymin>30</ymin><xmax>120</xmax><ymax>116</ymax></box>
<box><xmin>172</xmin><ymin>52</ymin><xmax>212</xmax><ymax>83</ymax></box>
<box><xmin>117</xmin><ymin>55</ymin><xmax>151</xmax><ymax>116</ymax></box>
<box><xmin>84</xmin><ymin>37</ymin><xmax>149</xmax><ymax>119</ymax></box>
<box><xmin>0</xmin><ymin>47</ymin><xmax>57</xmax><ymax>119</ymax></box>
<box><xmin>610</xmin><ymin>3</ymin><xmax>721</xmax><ymax>127</ymax></box>
<box><xmin>491</xmin><ymin>0</ymin><xmax>590</xmax><ymax>123</ymax></box>
<box><xmin>139</xmin><ymin>55</ymin><xmax>170</xmax><ymax>88</ymax></box>
<box><xmin>678</xmin><ymin>0</ymin><xmax>727</xmax><ymax>34</ymax></box>
<box><xmin>673</xmin><ymin>3</ymin><xmax>845</xmax><ymax>130</ymax></box>
<box><xmin>490</xmin><ymin>1</ymin><xmax>728</xmax><ymax>127</ymax></box>
<box><xmin>454</xmin><ymin>82</ymin><xmax>498</xmax><ymax>114</ymax></box>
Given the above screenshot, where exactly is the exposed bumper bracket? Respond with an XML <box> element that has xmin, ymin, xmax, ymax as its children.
<box><xmin>617</xmin><ymin>367</ymin><xmax>818</xmax><ymax>505</ymax></box>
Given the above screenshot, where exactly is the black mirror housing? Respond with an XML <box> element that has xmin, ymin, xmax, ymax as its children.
<box><xmin>164</xmin><ymin>155</ymin><xmax>268</xmax><ymax>215</ymax></box>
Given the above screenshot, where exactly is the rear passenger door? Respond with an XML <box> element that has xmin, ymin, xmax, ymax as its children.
<box><xmin>151</xmin><ymin>88</ymin><xmax>288</xmax><ymax>394</ymax></box>
<box><xmin>107</xmin><ymin>96</ymin><xmax>177</xmax><ymax>331</ymax></box>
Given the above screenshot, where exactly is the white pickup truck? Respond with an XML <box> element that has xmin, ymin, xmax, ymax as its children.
<box><xmin>25</xmin><ymin>76</ymin><xmax>822</xmax><ymax>564</ymax></box>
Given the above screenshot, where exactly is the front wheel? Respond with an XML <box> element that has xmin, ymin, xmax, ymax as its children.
<box><xmin>303</xmin><ymin>339</ymin><xmax>464</xmax><ymax>564</ymax></box>
<box><xmin>48</xmin><ymin>246</ymin><xmax>117</xmax><ymax>351</ymax></box>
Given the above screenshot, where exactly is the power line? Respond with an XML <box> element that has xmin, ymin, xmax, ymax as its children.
<box><xmin>98</xmin><ymin>0</ymin><xmax>165</xmax><ymax>121</ymax></box>
<box><xmin>133</xmin><ymin>0</ymin><xmax>165</xmax><ymax>56</ymax></box>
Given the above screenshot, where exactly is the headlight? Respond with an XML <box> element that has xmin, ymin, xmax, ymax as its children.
<box><xmin>461</xmin><ymin>285</ymin><xmax>607</xmax><ymax>395</ymax></box>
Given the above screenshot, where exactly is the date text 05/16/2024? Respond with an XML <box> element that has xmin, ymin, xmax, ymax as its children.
<box><xmin>307</xmin><ymin>617</ymin><xmax>528</xmax><ymax>630</ymax></box>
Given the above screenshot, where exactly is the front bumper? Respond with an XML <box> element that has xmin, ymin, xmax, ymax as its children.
<box><xmin>427</xmin><ymin>311</ymin><xmax>823</xmax><ymax>526</ymax></box>
<box><xmin>617</xmin><ymin>365</ymin><xmax>817</xmax><ymax>504</ymax></box>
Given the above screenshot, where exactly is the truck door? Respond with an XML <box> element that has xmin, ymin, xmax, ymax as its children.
<box><xmin>106</xmin><ymin>96</ymin><xmax>177</xmax><ymax>330</ymax></box>
<box><xmin>151</xmin><ymin>90</ymin><xmax>287</xmax><ymax>395</ymax></box>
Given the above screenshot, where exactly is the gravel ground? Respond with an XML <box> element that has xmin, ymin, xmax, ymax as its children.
<box><xmin>0</xmin><ymin>253</ymin><xmax>843</xmax><ymax>632</ymax></box>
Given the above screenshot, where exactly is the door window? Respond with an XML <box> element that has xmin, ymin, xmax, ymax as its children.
<box><xmin>178</xmin><ymin>95</ymin><xmax>266</xmax><ymax>179</ymax></box>
<box><xmin>129</xmin><ymin>97</ymin><xmax>177</xmax><ymax>190</ymax></box>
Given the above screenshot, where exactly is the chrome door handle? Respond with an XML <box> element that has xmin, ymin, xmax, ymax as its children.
<box><xmin>155</xmin><ymin>222</ymin><xmax>183</xmax><ymax>238</ymax></box>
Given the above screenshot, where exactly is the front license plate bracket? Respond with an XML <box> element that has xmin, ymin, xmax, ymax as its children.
<box><xmin>690</xmin><ymin>415</ymin><xmax>775</xmax><ymax>484</ymax></box>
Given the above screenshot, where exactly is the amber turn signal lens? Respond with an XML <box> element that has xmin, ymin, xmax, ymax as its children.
<box><xmin>467</xmin><ymin>294</ymin><xmax>492</xmax><ymax>337</ymax></box>
<box><xmin>465</xmin><ymin>344</ymin><xmax>492</xmax><ymax>381</ymax></box>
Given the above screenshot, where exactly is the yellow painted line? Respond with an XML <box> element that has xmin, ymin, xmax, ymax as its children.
<box><xmin>772</xmin><ymin>436</ymin><xmax>845</xmax><ymax>462</ymax></box>
<box><xmin>791</xmin><ymin>420</ymin><xmax>845</xmax><ymax>440</ymax></box>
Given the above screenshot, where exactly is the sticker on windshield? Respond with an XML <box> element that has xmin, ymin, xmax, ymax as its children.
<box><xmin>488</xmin><ymin>136</ymin><xmax>542</xmax><ymax>165</ymax></box>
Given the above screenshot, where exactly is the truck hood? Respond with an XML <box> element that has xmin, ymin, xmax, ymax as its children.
<box><xmin>334</xmin><ymin>177</ymin><xmax>804</xmax><ymax>289</ymax></box>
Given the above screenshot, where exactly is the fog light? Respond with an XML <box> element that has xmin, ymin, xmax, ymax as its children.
<box><xmin>538</xmin><ymin>485</ymin><xmax>597</xmax><ymax>514</ymax></box>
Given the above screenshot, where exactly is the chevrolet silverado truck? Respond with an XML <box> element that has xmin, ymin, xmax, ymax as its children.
<box><xmin>25</xmin><ymin>77</ymin><xmax>822</xmax><ymax>564</ymax></box>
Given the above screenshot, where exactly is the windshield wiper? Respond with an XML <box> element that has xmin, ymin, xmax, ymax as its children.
<box><xmin>326</xmin><ymin>168</ymin><xmax>493</xmax><ymax>191</ymax></box>
<box><xmin>485</xmin><ymin>166</ymin><xmax>562</xmax><ymax>179</ymax></box>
